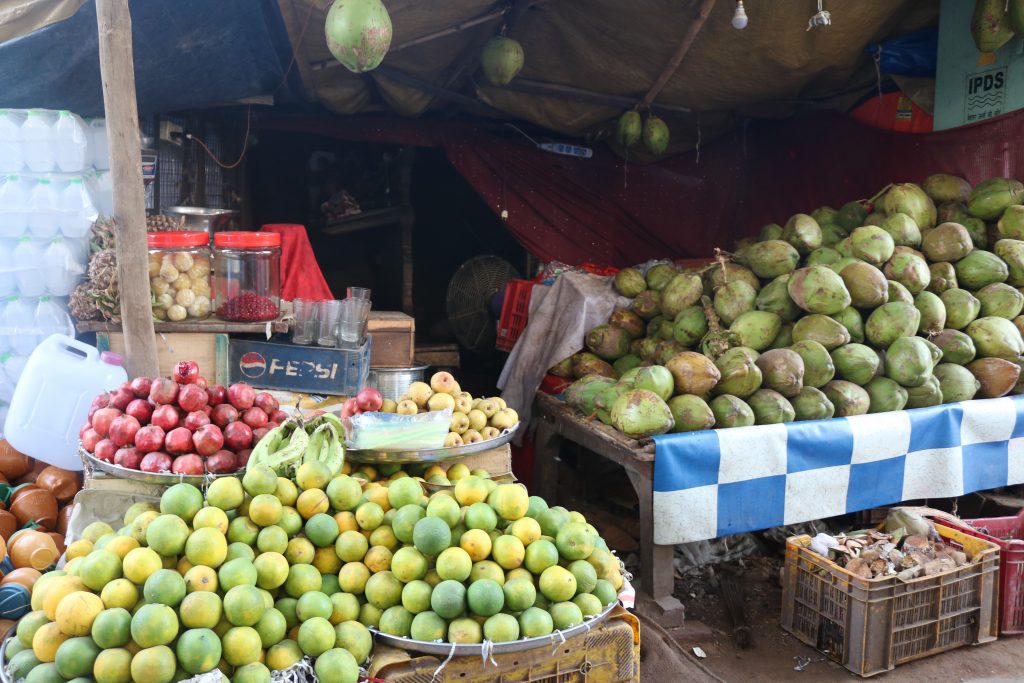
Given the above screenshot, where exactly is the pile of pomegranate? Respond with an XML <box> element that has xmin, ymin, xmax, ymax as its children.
<box><xmin>80</xmin><ymin>360</ymin><xmax>288</xmax><ymax>476</ymax></box>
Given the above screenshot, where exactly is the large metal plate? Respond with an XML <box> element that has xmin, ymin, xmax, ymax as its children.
<box><xmin>82</xmin><ymin>449</ymin><xmax>235</xmax><ymax>487</ymax></box>
<box><xmin>345</xmin><ymin>423</ymin><xmax>519</xmax><ymax>464</ymax></box>
<box><xmin>370</xmin><ymin>597</ymin><xmax>618</xmax><ymax>656</ymax></box>
<box><xmin>1</xmin><ymin>628</ymin><xmax>15</xmax><ymax>683</ymax></box>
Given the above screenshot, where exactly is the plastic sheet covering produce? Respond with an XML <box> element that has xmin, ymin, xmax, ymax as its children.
<box><xmin>346</xmin><ymin>408</ymin><xmax>451</xmax><ymax>451</ymax></box>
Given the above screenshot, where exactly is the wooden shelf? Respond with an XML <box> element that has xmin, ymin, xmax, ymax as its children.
<box><xmin>321</xmin><ymin>206</ymin><xmax>412</xmax><ymax>236</ymax></box>
<box><xmin>76</xmin><ymin>316</ymin><xmax>291</xmax><ymax>335</ymax></box>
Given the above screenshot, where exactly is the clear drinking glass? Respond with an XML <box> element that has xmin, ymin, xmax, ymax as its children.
<box><xmin>291</xmin><ymin>298</ymin><xmax>317</xmax><ymax>345</ymax></box>
<box><xmin>347</xmin><ymin>287</ymin><xmax>371</xmax><ymax>300</ymax></box>
<box><xmin>317</xmin><ymin>300</ymin><xmax>342</xmax><ymax>347</ymax></box>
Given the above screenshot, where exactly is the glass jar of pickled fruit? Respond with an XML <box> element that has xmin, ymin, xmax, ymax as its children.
<box><xmin>147</xmin><ymin>231</ymin><xmax>212</xmax><ymax>321</ymax></box>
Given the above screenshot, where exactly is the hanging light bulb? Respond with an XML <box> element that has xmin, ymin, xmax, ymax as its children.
<box><xmin>731</xmin><ymin>1</ymin><xmax>748</xmax><ymax>29</ymax></box>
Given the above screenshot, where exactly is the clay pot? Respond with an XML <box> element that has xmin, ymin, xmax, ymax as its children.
<box><xmin>0</xmin><ymin>442</ymin><xmax>32</xmax><ymax>481</ymax></box>
<box><xmin>56</xmin><ymin>505</ymin><xmax>73</xmax><ymax>536</ymax></box>
<box><xmin>15</xmin><ymin>460</ymin><xmax>48</xmax><ymax>486</ymax></box>
<box><xmin>0</xmin><ymin>568</ymin><xmax>40</xmax><ymax>591</ymax></box>
<box><xmin>8</xmin><ymin>530</ymin><xmax>58</xmax><ymax>570</ymax></box>
<box><xmin>10</xmin><ymin>485</ymin><xmax>39</xmax><ymax>503</ymax></box>
<box><xmin>10</xmin><ymin>488</ymin><xmax>58</xmax><ymax>530</ymax></box>
<box><xmin>46</xmin><ymin>533</ymin><xmax>65</xmax><ymax>556</ymax></box>
<box><xmin>0</xmin><ymin>512</ymin><xmax>17</xmax><ymax>541</ymax></box>
<box><xmin>35</xmin><ymin>467</ymin><xmax>79</xmax><ymax>504</ymax></box>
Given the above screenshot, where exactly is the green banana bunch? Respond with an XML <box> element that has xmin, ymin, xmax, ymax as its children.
<box><xmin>246</xmin><ymin>412</ymin><xmax>346</xmax><ymax>475</ymax></box>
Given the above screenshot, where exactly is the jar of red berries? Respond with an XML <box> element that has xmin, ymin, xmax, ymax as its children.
<box><xmin>212</xmin><ymin>232</ymin><xmax>281</xmax><ymax>322</ymax></box>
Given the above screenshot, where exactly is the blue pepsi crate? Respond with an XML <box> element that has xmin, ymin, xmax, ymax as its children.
<box><xmin>228</xmin><ymin>336</ymin><xmax>371</xmax><ymax>397</ymax></box>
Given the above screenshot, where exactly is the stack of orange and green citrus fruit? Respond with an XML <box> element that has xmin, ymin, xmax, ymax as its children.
<box><xmin>4</xmin><ymin>459</ymin><xmax>622</xmax><ymax>683</ymax></box>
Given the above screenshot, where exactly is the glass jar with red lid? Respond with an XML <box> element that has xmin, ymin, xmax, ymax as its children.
<box><xmin>147</xmin><ymin>230</ymin><xmax>212</xmax><ymax>321</ymax></box>
<box><xmin>212</xmin><ymin>231</ymin><xmax>281</xmax><ymax>322</ymax></box>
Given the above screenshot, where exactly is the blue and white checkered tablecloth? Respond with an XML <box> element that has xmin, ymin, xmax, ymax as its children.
<box><xmin>652</xmin><ymin>395</ymin><xmax>1024</xmax><ymax>544</ymax></box>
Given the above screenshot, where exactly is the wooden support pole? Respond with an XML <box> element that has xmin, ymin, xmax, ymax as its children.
<box><xmin>95</xmin><ymin>0</ymin><xmax>158</xmax><ymax>378</ymax></box>
<box><xmin>641</xmin><ymin>0</ymin><xmax>717</xmax><ymax>108</ymax></box>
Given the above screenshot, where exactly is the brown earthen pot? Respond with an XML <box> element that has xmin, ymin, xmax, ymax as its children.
<box><xmin>0</xmin><ymin>442</ymin><xmax>32</xmax><ymax>480</ymax></box>
<box><xmin>15</xmin><ymin>460</ymin><xmax>48</xmax><ymax>486</ymax></box>
<box><xmin>8</xmin><ymin>530</ymin><xmax>58</xmax><ymax>570</ymax></box>
<box><xmin>47</xmin><ymin>532</ymin><xmax>65</xmax><ymax>556</ymax></box>
<box><xmin>10</xmin><ymin>488</ymin><xmax>58</xmax><ymax>530</ymax></box>
<box><xmin>0</xmin><ymin>511</ymin><xmax>17</xmax><ymax>541</ymax></box>
<box><xmin>56</xmin><ymin>505</ymin><xmax>73</xmax><ymax>536</ymax></box>
<box><xmin>0</xmin><ymin>567</ymin><xmax>40</xmax><ymax>591</ymax></box>
<box><xmin>35</xmin><ymin>466</ymin><xmax>80</xmax><ymax>504</ymax></box>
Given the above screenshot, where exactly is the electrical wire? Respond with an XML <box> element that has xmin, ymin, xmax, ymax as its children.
<box><xmin>275</xmin><ymin>0</ymin><xmax>319</xmax><ymax>95</ymax></box>
<box><xmin>185</xmin><ymin>106</ymin><xmax>251</xmax><ymax>170</ymax></box>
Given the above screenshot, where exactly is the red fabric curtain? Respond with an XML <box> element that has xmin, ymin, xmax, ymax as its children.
<box><xmin>260</xmin><ymin>223</ymin><xmax>334</xmax><ymax>301</ymax></box>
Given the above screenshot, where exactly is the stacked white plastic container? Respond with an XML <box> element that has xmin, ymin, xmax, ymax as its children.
<box><xmin>0</xmin><ymin>108</ymin><xmax>103</xmax><ymax>430</ymax></box>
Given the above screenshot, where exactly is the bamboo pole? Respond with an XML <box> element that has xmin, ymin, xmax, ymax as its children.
<box><xmin>95</xmin><ymin>0</ymin><xmax>158</xmax><ymax>377</ymax></box>
<box><xmin>641</xmin><ymin>0</ymin><xmax>717</xmax><ymax>107</ymax></box>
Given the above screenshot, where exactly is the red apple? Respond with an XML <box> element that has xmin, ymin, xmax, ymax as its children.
<box><xmin>149</xmin><ymin>378</ymin><xmax>179</xmax><ymax>405</ymax></box>
<box><xmin>177</xmin><ymin>384</ymin><xmax>209</xmax><ymax>413</ymax></box>
<box><xmin>223</xmin><ymin>421</ymin><xmax>253</xmax><ymax>450</ymax></box>
<box><xmin>125</xmin><ymin>399</ymin><xmax>153</xmax><ymax>425</ymax></box>
<box><xmin>227</xmin><ymin>383</ymin><xmax>256</xmax><ymax>411</ymax></box>
<box><xmin>94</xmin><ymin>439</ymin><xmax>117</xmax><ymax>463</ymax></box>
<box><xmin>129</xmin><ymin>377</ymin><xmax>153</xmax><ymax>398</ymax></box>
<box><xmin>194</xmin><ymin>376</ymin><xmax>208</xmax><ymax>390</ymax></box>
<box><xmin>356</xmin><ymin>387</ymin><xmax>383</xmax><ymax>412</ymax></box>
<box><xmin>234</xmin><ymin>448</ymin><xmax>253</xmax><ymax>468</ymax></box>
<box><xmin>114</xmin><ymin>447</ymin><xmax>144</xmax><ymax>469</ymax></box>
<box><xmin>172</xmin><ymin>360</ymin><xmax>200</xmax><ymax>385</ymax></box>
<box><xmin>184</xmin><ymin>411</ymin><xmax>211</xmax><ymax>432</ymax></box>
<box><xmin>81</xmin><ymin>428</ymin><xmax>101</xmax><ymax>452</ymax></box>
<box><xmin>139</xmin><ymin>451</ymin><xmax>172</xmax><ymax>472</ymax></box>
<box><xmin>193</xmin><ymin>424</ymin><xmax>224</xmax><ymax>456</ymax></box>
<box><xmin>254</xmin><ymin>392</ymin><xmax>279</xmax><ymax>415</ymax></box>
<box><xmin>270</xmin><ymin>409</ymin><xmax>289</xmax><ymax>424</ymax></box>
<box><xmin>109</xmin><ymin>415</ymin><xmax>141</xmax><ymax>448</ymax></box>
<box><xmin>165</xmin><ymin>427</ymin><xmax>194</xmax><ymax>455</ymax></box>
<box><xmin>340</xmin><ymin>398</ymin><xmax>359</xmax><ymax>419</ymax></box>
<box><xmin>134</xmin><ymin>425</ymin><xmax>165</xmax><ymax>453</ymax></box>
<box><xmin>151</xmin><ymin>404</ymin><xmax>180</xmax><ymax>431</ymax></box>
<box><xmin>242</xmin><ymin>407</ymin><xmax>268</xmax><ymax>429</ymax></box>
<box><xmin>207</xmin><ymin>385</ymin><xmax>227</xmax><ymax>406</ymax></box>
<box><xmin>211</xmin><ymin>404</ymin><xmax>239</xmax><ymax>429</ymax></box>
<box><xmin>171</xmin><ymin>454</ymin><xmax>203</xmax><ymax>475</ymax></box>
<box><xmin>207</xmin><ymin>450</ymin><xmax>237</xmax><ymax>474</ymax></box>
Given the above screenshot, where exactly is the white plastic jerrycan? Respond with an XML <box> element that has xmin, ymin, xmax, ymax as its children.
<box><xmin>4</xmin><ymin>334</ymin><xmax>127</xmax><ymax>469</ymax></box>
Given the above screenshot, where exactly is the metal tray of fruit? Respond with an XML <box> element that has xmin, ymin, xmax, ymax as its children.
<box><xmin>369</xmin><ymin>596</ymin><xmax>617</xmax><ymax>656</ymax></box>
<box><xmin>0</xmin><ymin>627</ymin><xmax>15</xmax><ymax>683</ymax></box>
<box><xmin>81</xmin><ymin>448</ymin><xmax>237</xmax><ymax>487</ymax></box>
<box><xmin>345</xmin><ymin>423</ymin><xmax>519</xmax><ymax>464</ymax></box>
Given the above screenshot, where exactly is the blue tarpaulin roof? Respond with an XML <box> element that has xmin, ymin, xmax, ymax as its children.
<box><xmin>0</xmin><ymin>0</ymin><xmax>300</xmax><ymax>116</ymax></box>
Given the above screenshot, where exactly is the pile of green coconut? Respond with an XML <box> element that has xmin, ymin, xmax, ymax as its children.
<box><xmin>555</xmin><ymin>175</ymin><xmax>1024</xmax><ymax>438</ymax></box>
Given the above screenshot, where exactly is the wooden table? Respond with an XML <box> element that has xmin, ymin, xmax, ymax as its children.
<box><xmin>532</xmin><ymin>392</ymin><xmax>684</xmax><ymax>626</ymax></box>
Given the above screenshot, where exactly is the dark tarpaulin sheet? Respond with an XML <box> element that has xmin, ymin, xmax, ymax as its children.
<box><xmin>261</xmin><ymin>109</ymin><xmax>1024</xmax><ymax>268</ymax></box>
<box><xmin>0</xmin><ymin>0</ymin><xmax>297</xmax><ymax>117</ymax></box>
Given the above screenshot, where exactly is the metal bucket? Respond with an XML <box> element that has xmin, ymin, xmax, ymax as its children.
<box><xmin>367</xmin><ymin>364</ymin><xmax>429</xmax><ymax>402</ymax></box>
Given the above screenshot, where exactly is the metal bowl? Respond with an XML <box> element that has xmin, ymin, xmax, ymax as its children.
<box><xmin>82</xmin><ymin>448</ymin><xmax>237</xmax><ymax>487</ymax></box>
<box><xmin>162</xmin><ymin>206</ymin><xmax>237</xmax><ymax>234</ymax></box>
<box><xmin>366</xmin><ymin>364</ymin><xmax>429</xmax><ymax>402</ymax></box>
<box><xmin>346</xmin><ymin>423</ymin><xmax>519</xmax><ymax>464</ymax></box>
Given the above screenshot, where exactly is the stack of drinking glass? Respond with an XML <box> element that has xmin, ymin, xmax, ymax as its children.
<box><xmin>291</xmin><ymin>287</ymin><xmax>370</xmax><ymax>349</ymax></box>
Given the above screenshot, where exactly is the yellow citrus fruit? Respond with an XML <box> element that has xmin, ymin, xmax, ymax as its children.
<box><xmin>65</xmin><ymin>539</ymin><xmax>93</xmax><ymax>561</ymax></box>
<box><xmin>459</xmin><ymin>529</ymin><xmax>492</xmax><ymax>562</ymax></box>
<box><xmin>248</xmin><ymin>494</ymin><xmax>283</xmax><ymax>527</ymax></box>
<box><xmin>265</xmin><ymin>639</ymin><xmax>303</xmax><ymax>671</ymax></box>
<box><xmin>296</xmin><ymin>489</ymin><xmax>329</xmax><ymax>519</ymax></box>
<box><xmin>222</xmin><ymin>626</ymin><xmax>262</xmax><ymax>667</ymax></box>
<box><xmin>104</xmin><ymin>535</ymin><xmax>141</xmax><ymax>560</ymax></box>
<box><xmin>337</xmin><ymin>563</ymin><xmax>371</xmax><ymax>594</ymax></box>
<box><xmin>354</xmin><ymin>502</ymin><xmax>383</xmax><ymax>531</ymax></box>
<box><xmin>508</xmin><ymin>517</ymin><xmax>542</xmax><ymax>546</ymax></box>
<box><xmin>312</xmin><ymin>546</ymin><xmax>342</xmax><ymax>575</ymax></box>
<box><xmin>180</xmin><ymin>591</ymin><xmax>223</xmax><ymax>630</ymax></box>
<box><xmin>436</xmin><ymin>547</ymin><xmax>473</xmax><ymax>582</ymax></box>
<box><xmin>254</xmin><ymin>552</ymin><xmax>289</xmax><ymax>590</ymax></box>
<box><xmin>33</xmin><ymin>621</ymin><xmax>71</xmax><ymax>661</ymax></box>
<box><xmin>185</xmin><ymin>565</ymin><xmax>219</xmax><ymax>593</ymax></box>
<box><xmin>491</xmin><ymin>535</ymin><xmax>525</xmax><ymax>570</ymax></box>
<box><xmin>363</xmin><ymin>486</ymin><xmax>391</xmax><ymax>512</ymax></box>
<box><xmin>82</xmin><ymin>522</ymin><xmax>114</xmax><ymax>543</ymax></box>
<box><xmin>274</xmin><ymin>477</ymin><xmax>298</xmax><ymax>506</ymax></box>
<box><xmin>101</xmin><ymin>579</ymin><xmax>140</xmax><ymax>609</ymax></box>
<box><xmin>446</xmin><ymin>463</ymin><xmax>470</xmax><ymax>481</ymax></box>
<box><xmin>334</xmin><ymin>511</ymin><xmax>358</xmax><ymax>533</ymax></box>
<box><xmin>177</xmin><ymin>557</ymin><xmax>194</xmax><ymax>575</ymax></box>
<box><xmin>43</xmin><ymin>576</ymin><xmax>87</xmax><ymax>620</ymax></box>
<box><xmin>192</xmin><ymin>506</ymin><xmax>230</xmax><ymax>534</ymax></box>
<box><xmin>453</xmin><ymin>476</ymin><xmax>489</xmax><ymax>506</ymax></box>
<box><xmin>284</xmin><ymin>538</ymin><xmax>315</xmax><ymax>565</ymax></box>
<box><xmin>488</xmin><ymin>484</ymin><xmax>529</xmax><ymax>521</ymax></box>
<box><xmin>206</xmin><ymin>476</ymin><xmax>245</xmax><ymax>510</ymax></box>
<box><xmin>185</xmin><ymin>527</ymin><xmax>229</xmax><ymax>568</ymax></box>
<box><xmin>93</xmin><ymin>647</ymin><xmax>133</xmax><ymax>683</ymax></box>
<box><xmin>369</xmin><ymin>525</ymin><xmax>399</xmax><ymax>552</ymax></box>
<box><xmin>55</xmin><ymin>591</ymin><xmax>104</xmax><ymax>636</ymax></box>
<box><xmin>469</xmin><ymin>561</ymin><xmax>505</xmax><ymax>585</ymax></box>
<box><xmin>296</xmin><ymin>462</ymin><xmax>332</xmax><ymax>491</ymax></box>
<box><xmin>363</xmin><ymin>546</ymin><xmax>392</xmax><ymax>574</ymax></box>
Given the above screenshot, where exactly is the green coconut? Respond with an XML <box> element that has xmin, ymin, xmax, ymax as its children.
<box><xmin>747</xmin><ymin>389</ymin><xmax>795</xmax><ymax>425</ymax></box>
<box><xmin>963</xmin><ymin>217</ymin><xmax>988</xmax><ymax>249</ymax></box>
<box><xmin>880</xmin><ymin>213</ymin><xmax>922</xmax><ymax>248</ymax></box>
<box><xmin>934</xmin><ymin>363</ymin><xmax>980</xmax><ymax>403</ymax></box>
<box><xmin>616</xmin><ymin>111</ymin><xmax>642</xmax><ymax>148</ymax></box>
<box><xmin>831</xmin><ymin>306</ymin><xmax>865</xmax><ymax>344</ymax></box>
<box><xmin>594</xmin><ymin>382</ymin><xmax>634</xmax><ymax>425</ymax></box>
<box><xmin>820</xmin><ymin>224</ymin><xmax>848</xmax><ymax>248</ymax></box>
<box><xmin>325</xmin><ymin>0</ymin><xmax>393</xmax><ymax>73</ymax></box>
<box><xmin>881</xmin><ymin>182</ymin><xmax>937</xmax><ymax>229</ymax></box>
<box><xmin>888</xmin><ymin>281</ymin><xmax>915</xmax><ymax>305</ymax></box>
<box><xmin>549</xmin><ymin>355</ymin><xmax>576</xmax><ymax>378</ymax></box>
<box><xmin>997</xmin><ymin>205</ymin><xmax>1024</xmax><ymax>241</ymax></box>
<box><xmin>769</xmin><ymin>323</ymin><xmax>795</xmax><ymax>349</ymax></box>
<box><xmin>923</xmin><ymin>223</ymin><xmax>975</xmax><ymax>262</ymax></box>
<box><xmin>730</xmin><ymin>311</ymin><xmax>782</xmax><ymax>352</ymax></box>
<box><xmin>610</xmin><ymin>389</ymin><xmax>674</xmax><ymax>437</ymax></box>
<box><xmin>703</xmin><ymin>263</ymin><xmax>760</xmax><ymax>296</ymax></box>
<box><xmin>756</xmin><ymin>276</ymin><xmax>801</xmax><ymax>322</ymax></box>
<box><xmin>792</xmin><ymin>314</ymin><xmax>851</xmax><ymax>350</ymax></box>
<box><xmin>966</xmin><ymin>316</ymin><xmax>1024</xmax><ymax>359</ymax></box>
<box><xmin>931</xmin><ymin>329</ymin><xmax>977</xmax><ymax>365</ymax></box>
<box><xmin>955</xmin><ymin>250</ymin><xmax>1009</xmax><ymax>290</ymax></box>
<box><xmin>565</xmin><ymin>375</ymin><xmax>617</xmax><ymax>415</ymax></box>
<box><xmin>938</xmin><ymin>201</ymin><xmax>971</xmax><ymax>224</ymax></box>
<box><xmin>632</xmin><ymin>290</ymin><xmax>661</xmax><ymax>319</ymax></box>
<box><xmin>822</xmin><ymin>380</ymin><xmax>871</xmax><ymax>416</ymax></box>
<box><xmin>811</xmin><ymin>206</ymin><xmax>839</xmax><ymax>225</ymax></box>
<box><xmin>865</xmin><ymin>376</ymin><xmax>908</xmax><ymax>413</ymax></box>
<box><xmin>659</xmin><ymin>273</ymin><xmax>704</xmax><ymax>319</ymax></box>
<box><xmin>608</xmin><ymin>308</ymin><xmax>646</xmax><ymax>339</ymax></box>
<box><xmin>805</xmin><ymin>247</ymin><xmax>842</xmax><ymax>267</ymax></box>
<box><xmin>664</xmin><ymin>351</ymin><xmax>721</xmax><ymax>396</ymax></box>
<box><xmin>657</xmin><ymin>340</ymin><xmax>686</xmax><ymax>365</ymax></box>
<box><xmin>905</xmin><ymin>375</ymin><xmax>943</xmax><ymax>408</ymax></box>
<box><xmin>758</xmin><ymin>223</ymin><xmax>783</xmax><ymax>241</ymax></box>
<box><xmin>835</xmin><ymin>238</ymin><xmax>854</xmax><ymax>258</ymax></box>
<box><xmin>864</xmin><ymin>302</ymin><xmax>921</xmax><ymax>348</ymax></box>
<box><xmin>637</xmin><ymin>338</ymin><xmax>661</xmax><ymax>362</ymax></box>
<box><xmin>634</xmin><ymin>365</ymin><xmax>674</xmax><ymax>401</ymax></box>
<box><xmin>781</xmin><ymin>213</ymin><xmax>822</xmax><ymax>254</ymax></box>
<box><xmin>927</xmin><ymin>262</ymin><xmax>958</xmax><ymax>294</ymax></box>
<box><xmin>585</xmin><ymin>324</ymin><xmax>631</xmax><ymax>361</ymax></box>
<box><xmin>712</xmin><ymin>347</ymin><xmax>763</xmax><ymax>398</ymax></box>
<box><xmin>789</xmin><ymin>340</ymin><xmax>835</xmax><ymax>388</ymax></box>
<box><xmin>713</xmin><ymin>280</ymin><xmax>757</xmax><ymax>326</ymax></box>
<box><xmin>884</xmin><ymin>252</ymin><xmax>931</xmax><ymax>294</ymax></box>
<box><xmin>995</xmin><ymin>239</ymin><xmax>1024</xmax><ymax>286</ymax></box>
<box><xmin>885</xmin><ymin>337</ymin><xmax>935</xmax><ymax>387</ymax></box>
<box><xmin>829</xmin><ymin>256</ymin><xmax>860</xmax><ymax>275</ymax></box>
<box><xmin>481</xmin><ymin>36</ymin><xmax>524</xmax><ymax>84</ymax></box>
<box><xmin>969</xmin><ymin>357</ymin><xmax>1022</xmax><ymax>397</ymax></box>
<box><xmin>643</xmin><ymin>115</ymin><xmax>670</xmax><ymax>155</ymax></box>
<box><xmin>745</xmin><ymin>240</ymin><xmax>800</xmax><ymax>279</ymax></box>
<box><xmin>754</xmin><ymin>348</ymin><xmax>804</xmax><ymax>397</ymax></box>
<box><xmin>923</xmin><ymin>338</ymin><xmax>944</xmax><ymax>367</ymax></box>
<box><xmin>613</xmin><ymin>268</ymin><xmax>647</xmax><ymax>297</ymax></box>
<box><xmin>941</xmin><ymin>288</ymin><xmax>982</xmax><ymax>330</ymax></box>
<box><xmin>836</xmin><ymin>201</ymin><xmax>869</xmax><ymax>231</ymax></box>
<box><xmin>924</xmin><ymin>174</ymin><xmax>972</xmax><ymax>204</ymax></box>
<box><xmin>866</xmin><ymin>212</ymin><xmax>888</xmax><ymax>227</ymax></box>
<box><xmin>572</xmin><ymin>353</ymin><xmax>617</xmax><ymax>379</ymax></box>
<box><xmin>968</xmin><ymin>177</ymin><xmax>1024</xmax><ymax>220</ymax></box>
<box><xmin>612</xmin><ymin>354</ymin><xmax>643</xmax><ymax>377</ymax></box>
<box><xmin>831</xmin><ymin>344</ymin><xmax>881</xmax><ymax>386</ymax></box>
<box><xmin>667</xmin><ymin>395</ymin><xmax>715</xmax><ymax>433</ymax></box>
<box><xmin>653</xmin><ymin>317</ymin><xmax>676</xmax><ymax>341</ymax></box>
<box><xmin>850</xmin><ymin>226</ymin><xmax>896</xmax><ymax>266</ymax></box>
<box><xmin>646</xmin><ymin>263</ymin><xmax>678</xmax><ymax>291</ymax></box>
<box><xmin>709</xmin><ymin>395</ymin><xmax>755</xmax><ymax>428</ymax></box>
<box><xmin>977</xmin><ymin>282</ymin><xmax>1024</xmax><ymax>319</ymax></box>
<box><xmin>787</xmin><ymin>265</ymin><xmax>851</xmax><ymax>315</ymax></box>
<box><xmin>914</xmin><ymin>291</ymin><xmax>947</xmax><ymax>335</ymax></box>
<box><xmin>672</xmin><ymin>306</ymin><xmax>709</xmax><ymax>347</ymax></box>
<box><xmin>791</xmin><ymin>386</ymin><xmax>835</xmax><ymax>421</ymax></box>
<box><xmin>839</xmin><ymin>262</ymin><xmax>888</xmax><ymax>309</ymax></box>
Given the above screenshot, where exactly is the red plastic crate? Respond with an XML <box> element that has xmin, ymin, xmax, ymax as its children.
<box><xmin>496</xmin><ymin>279</ymin><xmax>538</xmax><ymax>352</ymax></box>
<box><xmin>943</xmin><ymin>508</ymin><xmax>1024</xmax><ymax>635</ymax></box>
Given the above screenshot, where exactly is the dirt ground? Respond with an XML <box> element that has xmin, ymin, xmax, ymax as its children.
<box><xmin>662</xmin><ymin>559</ymin><xmax>1024</xmax><ymax>682</ymax></box>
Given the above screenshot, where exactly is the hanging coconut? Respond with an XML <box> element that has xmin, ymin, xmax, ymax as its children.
<box><xmin>481</xmin><ymin>37</ymin><xmax>525</xmax><ymax>85</ymax></box>
<box><xmin>643</xmin><ymin>115</ymin><xmax>670</xmax><ymax>155</ymax></box>
<box><xmin>325</xmin><ymin>0</ymin><xmax>393</xmax><ymax>74</ymax></box>
<box><xmin>616</xmin><ymin>111</ymin><xmax>642</xmax><ymax>148</ymax></box>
